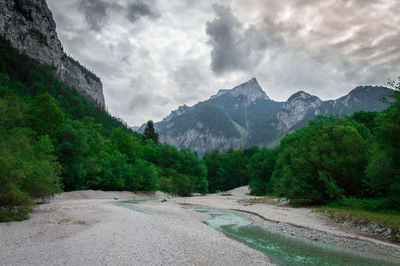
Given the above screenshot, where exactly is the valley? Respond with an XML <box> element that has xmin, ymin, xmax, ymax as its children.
<box><xmin>1</xmin><ymin>1</ymin><xmax>400</xmax><ymax>265</ymax></box>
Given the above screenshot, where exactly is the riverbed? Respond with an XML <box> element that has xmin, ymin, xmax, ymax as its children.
<box><xmin>0</xmin><ymin>187</ymin><xmax>399</xmax><ymax>265</ymax></box>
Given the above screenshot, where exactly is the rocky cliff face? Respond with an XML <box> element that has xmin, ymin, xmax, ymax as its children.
<box><xmin>143</xmin><ymin>78</ymin><xmax>395</xmax><ymax>156</ymax></box>
<box><xmin>0</xmin><ymin>0</ymin><xmax>105</xmax><ymax>108</ymax></box>
<box><xmin>274</xmin><ymin>91</ymin><xmax>322</xmax><ymax>134</ymax></box>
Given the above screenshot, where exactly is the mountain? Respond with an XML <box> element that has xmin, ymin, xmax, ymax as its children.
<box><xmin>130</xmin><ymin>126</ymin><xmax>140</xmax><ymax>132</ymax></box>
<box><xmin>0</xmin><ymin>0</ymin><xmax>105</xmax><ymax>107</ymax></box>
<box><xmin>143</xmin><ymin>78</ymin><xmax>395</xmax><ymax>156</ymax></box>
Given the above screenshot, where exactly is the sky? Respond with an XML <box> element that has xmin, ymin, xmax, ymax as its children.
<box><xmin>47</xmin><ymin>0</ymin><xmax>400</xmax><ymax>126</ymax></box>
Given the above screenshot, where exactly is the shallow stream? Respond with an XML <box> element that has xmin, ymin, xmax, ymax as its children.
<box><xmin>116</xmin><ymin>199</ymin><xmax>398</xmax><ymax>265</ymax></box>
<box><xmin>192</xmin><ymin>207</ymin><xmax>398</xmax><ymax>265</ymax></box>
<box><xmin>116</xmin><ymin>198</ymin><xmax>163</xmax><ymax>214</ymax></box>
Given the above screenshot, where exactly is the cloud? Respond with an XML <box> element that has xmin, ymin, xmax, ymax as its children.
<box><xmin>79</xmin><ymin>0</ymin><xmax>110</xmax><ymax>31</ymax></box>
<box><xmin>47</xmin><ymin>0</ymin><xmax>400</xmax><ymax>126</ymax></box>
<box><xmin>126</xmin><ymin>1</ymin><xmax>160</xmax><ymax>23</ymax></box>
<box><xmin>205</xmin><ymin>5</ymin><xmax>269</xmax><ymax>75</ymax></box>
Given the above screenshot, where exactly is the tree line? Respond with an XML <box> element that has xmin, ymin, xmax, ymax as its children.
<box><xmin>0</xmin><ymin>37</ymin><xmax>207</xmax><ymax>221</ymax></box>
<box><xmin>204</xmin><ymin>80</ymin><xmax>399</xmax><ymax>211</ymax></box>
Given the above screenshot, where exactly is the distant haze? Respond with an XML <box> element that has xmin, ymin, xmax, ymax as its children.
<box><xmin>47</xmin><ymin>0</ymin><xmax>400</xmax><ymax>126</ymax></box>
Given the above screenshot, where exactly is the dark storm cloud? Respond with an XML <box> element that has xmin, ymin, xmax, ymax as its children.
<box><xmin>126</xmin><ymin>1</ymin><xmax>160</xmax><ymax>23</ymax></box>
<box><xmin>206</xmin><ymin>5</ymin><xmax>268</xmax><ymax>75</ymax></box>
<box><xmin>79</xmin><ymin>0</ymin><xmax>110</xmax><ymax>31</ymax></box>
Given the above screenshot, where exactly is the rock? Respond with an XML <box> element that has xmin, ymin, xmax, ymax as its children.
<box><xmin>0</xmin><ymin>0</ymin><xmax>105</xmax><ymax>108</ymax></box>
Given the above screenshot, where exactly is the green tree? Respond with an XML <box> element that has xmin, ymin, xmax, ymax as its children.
<box><xmin>109</xmin><ymin>127</ymin><xmax>142</xmax><ymax>163</ymax></box>
<box><xmin>143</xmin><ymin>120</ymin><xmax>159</xmax><ymax>144</ymax></box>
<box><xmin>170</xmin><ymin>174</ymin><xmax>194</xmax><ymax>196</ymax></box>
<box><xmin>0</xmin><ymin>95</ymin><xmax>61</xmax><ymax>221</ymax></box>
<box><xmin>273</xmin><ymin>117</ymin><xmax>370</xmax><ymax>204</ymax></box>
<box><xmin>99</xmin><ymin>150</ymin><xmax>130</xmax><ymax>191</ymax></box>
<box><xmin>349</xmin><ymin>111</ymin><xmax>379</xmax><ymax>135</ymax></box>
<box><xmin>26</xmin><ymin>93</ymin><xmax>64</xmax><ymax>136</ymax></box>
<box><xmin>53</xmin><ymin>119</ymin><xmax>90</xmax><ymax>190</ymax></box>
<box><xmin>204</xmin><ymin>147</ymin><xmax>257</xmax><ymax>193</ymax></box>
<box><xmin>248</xmin><ymin>148</ymin><xmax>279</xmax><ymax>195</ymax></box>
<box><xmin>132</xmin><ymin>159</ymin><xmax>159</xmax><ymax>191</ymax></box>
<box><xmin>366</xmin><ymin>78</ymin><xmax>400</xmax><ymax>208</ymax></box>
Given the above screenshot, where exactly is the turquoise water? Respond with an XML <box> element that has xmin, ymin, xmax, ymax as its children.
<box><xmin>116</xmin><ymin>198</ymin><xmax>163</xmax><ymax>214</ymax></box>
<box><xmin>192</xmin><ymin>207</ymin><xmax>399</xmax><ymax>266</ymax></box>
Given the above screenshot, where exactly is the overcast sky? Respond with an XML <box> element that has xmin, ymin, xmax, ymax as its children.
<box><xmin>47</xmin><ymin>0</ymin><xmax>400</xmax><ymax>126</ymax></box>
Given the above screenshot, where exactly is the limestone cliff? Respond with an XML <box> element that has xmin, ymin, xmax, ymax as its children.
<box><xmin>0</xmin><ymin>0</ymin><xmax>105</xmax><ymax>108</ymax></box>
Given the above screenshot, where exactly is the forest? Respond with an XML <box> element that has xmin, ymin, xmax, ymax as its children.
<box><xmin>0</xmin><ymin>37</ymin><xmax>207</xmax><ymax>221</ymax></box>
<box><xmin>0</xmin><ymin>35</ymin><xmax>399</xmax><ymax>222</ymax></box>
<box><xmin>205</xmin><ymin>85</ymin><xmax>400</xmax><ymax>212</ymax></box>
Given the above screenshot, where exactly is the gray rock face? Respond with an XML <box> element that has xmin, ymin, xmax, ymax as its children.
<box><xmin>211</xmin><ymin>77</ymin><xmax>270</xmax><ymax>104</ymax></box>
<box><xmin>274</xmin><ymin>91</ymin><xmax>323</xmax><ymax>134</ymax></box>
<box><xmin>0</xmin><ymin>0</ymin><xmax>105</xmax><ymax>108</ymax></box>
<box><xmin>144</xmin><ymin>78</ymin><xmax>395</xmax><ymax>156</ymax></box>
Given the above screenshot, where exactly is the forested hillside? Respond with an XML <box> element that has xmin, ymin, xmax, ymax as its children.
<box><xmin>204</xmin><ymin>79</ymin><xmax>400</xmax><ymax>212</ymax></box>
<box><xmin>0</xmin><ymin>37</ymin><xmax>207</xmax><ymax>222</ymax></box>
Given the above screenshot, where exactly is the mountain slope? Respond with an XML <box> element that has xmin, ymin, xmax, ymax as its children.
<box><xmin>0</xmin><ymin>0</ymin><xmax>105</xmax><ymax>107</ymax></box>
<box><xmin>148</xmin><ymin>78</ymin><xmax>395</xmax><ymax>155</ymax></box>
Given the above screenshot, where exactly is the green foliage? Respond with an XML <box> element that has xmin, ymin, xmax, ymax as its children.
<box><xmin>204</xmin><ymin>147</ymin><xmax>258</xmax><ymax>193</ymax></box>
<box><xmin>169</xmin><ymin>174</ymin><xmax>194</xmax><ymax>196</ymax></box>
<box><xmin>109</xmin><ymin>127</ymin><xmax>142</xmax><ymax>162</ymax></box>
<box><xmin>0</xmin><ymin>183</ymin><xmax>32</xmax><ymax>222</ymax></box>
<box><xmin>143</xmin><ymin>120</ymin><xmax>159</xmax><ymax>144</ymax></box>
<box><xmin>155</xmin><ymin>145</ymin><xmax>208</xmax><ymax>195</ymax></box>
<box><xmin>27</xmin><ymin>93</ymin><xmax>64</xmax><ymax>136</ymax></box>
<box><xmin>53</xmin><ymin>119</ymin><xmax>91</xmax><ymax>190</ymax></box>
<box><xmin>248</xmin><ymin>148</ymin><xmax>278</xmax><ymax>195</ymax></box>
<box><xmin>0</xmin><ymin>37</ymin><xmax>124</xmax><ymax>134</ymax></box>
<box><xmin>326</xmin><ymin>197</ymin><xmax>393</xmax><ymax>213</ymax></box>
<box><xmin>366</xmin><ymin>78</ymin><xmax>400</xmax><ymax>209</ymax></box>
<box><xmin>132</xmin><ymin>159</ymin><xmax>159</xmax><ymax>192</ymax></box>
<box><xmin>272</xmin><ymin>117</ymin><xmax>370</xmax><ymax>204</ymax></box>
<box><xmin>0</xmin><ymin>95</ymin><xmax>61</xmax><ymax>221</ymax></box>
<box><xmin>349</xmin><ymin>111</ymin><xmax>379</xmax><ymax>134</ymax></box>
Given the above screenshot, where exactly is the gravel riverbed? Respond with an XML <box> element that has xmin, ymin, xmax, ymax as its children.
<box><xmin>1</xmin><ymin>187</ymin><xmax>399</xmax><ymax>265</ymax></box>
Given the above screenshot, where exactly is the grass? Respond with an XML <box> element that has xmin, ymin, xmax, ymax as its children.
<box><xmin>316</xmin><ymin>207</ymin><xmax>400</xmax><ymax>229</ymax></box>
<box><xmin>315</xmin><ymin>198</ymin><xmax>400</xmax><ymax>242</ymax></box>
<box><xmin>315</xmin><ymin>197</ymin><xmax>400</xmax><ymax>227</ymax></box>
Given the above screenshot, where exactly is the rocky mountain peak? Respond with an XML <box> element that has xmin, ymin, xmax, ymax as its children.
<box><xmin>161</xmin><ymin>104</ymin><xmax>193</xmax><ymax>123</ymax></box>
<box><xmin>152</xmin><ymin>80</ymin><xmax>394</xmax><ymax>155</ymax></box>
<box><xmin>211</xmin><ymin>78</ymin><xmax>270</xmax><ymax>103</ymax></box>
<box><xmin>287</xmin><ymin>91</ymin><xmax>316</xmax><ymax>102</ymax></box>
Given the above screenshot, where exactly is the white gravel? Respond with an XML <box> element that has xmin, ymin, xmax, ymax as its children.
<box><xmin>0</xmin><ymin>190</ymin><xmax>271</xmax><ymax>266</ymax></box>
<box><xmin>1</xmin><ymin>187</ymin><xmax>400</xmax><ymax>265</ymax></box>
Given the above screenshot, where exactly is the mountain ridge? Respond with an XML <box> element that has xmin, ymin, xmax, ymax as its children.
<box><xmin>140</xmin><ymin>78</ymin><xmax>395</xmax><ymax>156</ymax></box>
